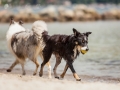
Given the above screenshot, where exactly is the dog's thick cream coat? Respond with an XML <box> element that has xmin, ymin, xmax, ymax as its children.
<box><xmin>6</xmin><ymin>21</ymin><xmax>47</xmax><ymax>58</ymax></box>
<box><xmin>6</xmin><ymin>20</ymin><xmax>51</xmax><ymax>78</ymax></box>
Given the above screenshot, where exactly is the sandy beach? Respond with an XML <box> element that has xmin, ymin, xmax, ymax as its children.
<box><xmin>0</xmin><ymin>69</ymin><xmax>120</xmax><ymax>90</ymax></box>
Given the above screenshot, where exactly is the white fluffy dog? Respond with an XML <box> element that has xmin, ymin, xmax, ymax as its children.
<box><xmin>6</xmin><ymin>19</ymin><xmax>51</xmax><ymax>78</ymax></box>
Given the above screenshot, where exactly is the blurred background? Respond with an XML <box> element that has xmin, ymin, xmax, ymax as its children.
<box><xmin>0</xmin><ymin>0</ymin><xmax>120</xmax><ymax>22</ymax></box>
<box><xmin>0</xmin><ymin>0</ymin><xmax>120</xmax><ymax>81</ymax></box>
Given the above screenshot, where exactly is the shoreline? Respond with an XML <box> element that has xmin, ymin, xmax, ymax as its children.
<box><xmin>0</xmin><ymin>68</ymin><xmax>120</xmax><ymax>83</ymax></box>
<box><xmin>0</xmin><ymin>71</ymin><xmax>120</xmax><ymax>90</ymax></box>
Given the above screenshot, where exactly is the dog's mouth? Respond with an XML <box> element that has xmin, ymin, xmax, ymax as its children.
<box><xmin>77</xmin><ymin>46</ymin><xmax>88</xmax><ymax>54</ymax></box>
<box><xmin>81</xmin><ymin>46</ymin><xmax>88</xmax><ymax>54</ymax></box>
<box><xmin>81</xmin><ymin>50</ymin><xmax>87</xmax><ymax>54</ymax></box>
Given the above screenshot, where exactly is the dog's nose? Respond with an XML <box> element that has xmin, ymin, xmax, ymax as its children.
<box><xmin>86</xmin><ymin>48</ymin><xmax>89</xmax><ymax>51</ymax></box>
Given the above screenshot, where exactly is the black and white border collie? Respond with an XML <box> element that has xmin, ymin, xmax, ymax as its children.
<box><xmin>40</xmin><ymin>28</ymin><xmax>92</xmax><ymax>81</ymax></box>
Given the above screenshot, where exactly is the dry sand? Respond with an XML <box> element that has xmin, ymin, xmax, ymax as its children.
<box><xmin>0</xmin><ymin>69</ymin><xmax>120</xmax><ymax>90</ymax></box>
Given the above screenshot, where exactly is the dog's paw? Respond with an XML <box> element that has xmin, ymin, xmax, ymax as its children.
<box><xmin>55</xmin><ymin>76</ymin><xmax>59</xmax><ymax>79</ymax></box>
<box><xmin>33</xmin><ymin>73</ymin><xmax>36</xmax><ymax>76</ymax></box>
<box><xmin>22</xmin><ymin>72</ymin><xmax>26</xmax><ymax>75</ymax></box>
<box><xmin>59</xmin><ymin>76</ymin><xmax>64</xmax><ymax>80</ymax></box>
<box><xmin>76</xmin><ymin>79</ymin><xmax>81</xmax><ymax>81</ymax></box>
<box><xmin>48</xmin><ymin>75</ymin><xmax>52</xmax><ymax>79</ymax></box>
<box><xmin>48</xmin><ymin>76</ymin><xmax>52</xmax><ymax>79</ymax></box>
<box><xmin>7</xmin><ymin>69</ymin><xmax>11</xmax><ymax>72</ymax></box>
<box><xmin>39</xmin><ymin>73</ymin><xmax>43</xmax><ymax>77</ymax></box>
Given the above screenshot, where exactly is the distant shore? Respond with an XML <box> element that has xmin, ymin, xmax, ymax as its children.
<box><xmin>0</xmin><ymin>69</ymin><xmax>120</xmax><ymax>90</ymax></box>
<box><xmin>0</xmin><ymin>4</ymin><xmax>120</xmax><ymax>23</ymax></box>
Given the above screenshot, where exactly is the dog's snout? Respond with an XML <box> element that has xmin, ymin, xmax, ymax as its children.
<box><xmin>86</xmin><ymin>48</ymin><xmax>89</xmax><ymax>51</ymax></box>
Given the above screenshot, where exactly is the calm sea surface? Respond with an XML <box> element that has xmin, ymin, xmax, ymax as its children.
<box><xmin>0</xmin><ymin>21</ymin><xmax>120</xmax><ymax>78</ymax></box>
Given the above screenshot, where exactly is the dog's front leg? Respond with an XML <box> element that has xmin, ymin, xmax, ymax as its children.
<box><xmin>46</xmin><ymin>62</ymin><xmax>52</xmax><ymax>79</ymax></box>
<box><xmin>60</xmin><ymin>63</ymin><xmax>68</xmax><ymax>79</ymax></box>
<box><xmin>53</xmin><ymin>54</ymin><xmax>62</xmax><ymax>79</ymax></box>
<box><xmin>67</xmin><ymin>61</ymin><xmax>81</xmax><ymax>81</ymax></box>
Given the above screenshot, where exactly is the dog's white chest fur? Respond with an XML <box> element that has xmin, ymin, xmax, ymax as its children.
<box><xmin>73</xmin><ymin>46</ymin><xmax>77</xmax><ymax>58</ymax></box>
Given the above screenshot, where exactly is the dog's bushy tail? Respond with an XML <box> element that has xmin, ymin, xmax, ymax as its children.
<box><xmin>6</xmin><ymin>19</ymin><xmax>25</xmax><ymax>58</ymax></box>
<box><xmin>32</xmin><ymin>20</ymin><xmax>48</xmax><ymax>35</ymax></box>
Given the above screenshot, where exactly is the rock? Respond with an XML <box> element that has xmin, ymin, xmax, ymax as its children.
<box><xmin>27</xmin><ymin>13</ymin><xmax>41</xmax><ymax>22</ymax></box>
<box><xmin>74</xmin><ymin>10</ymin><xmax>85</xmax><ymax>21</ymax></box>
<box><xmin>102</xmin><ymin>9</ymin><xmax>120</xmax><ymax>20</ymax></box>
<box><xmin>74</xmin><ymin>4</ymin><xmax>87</xmax><ymax>12</ymax></box>
<box><xmin>0</xmin><ymin>10</ymin><xmax>8</xmax><ymax>22</ymax></box>
<box><xmin>14</xmin><ymin>6</ymin><xmax>35</xmax><ymax>22</ymax></box>
<box><xmin>74</xmin><ymin>5</ymin><xmax>100</xmax><ymax>21</ymax></box>
<box><xmin>39</xmin><ymin>6</ymin><xmax>58</xmax><ymax>22</ymax></box>
<box><xmin>85</xmin><ymin>8</ymin><xmax>101</xmax><ymax>20</ymax></box>
<box><xmin>14</xmin><ymin>13</ymin><xmax>29</xmax><ymax>22</ymax></box>
<box><xmin>0</xmin><ymin>10</ymin><xmax>14</xmax><ymax>23</ymax></box>
<box><xmin>84</xmin><ymin>14</ymin><xmax>94</xmax><ymax>21</ymax></box>
<box><xmin>58</xmin><ymin>7</ymin><xmax>74</xmax><ymax>21</ymax></box>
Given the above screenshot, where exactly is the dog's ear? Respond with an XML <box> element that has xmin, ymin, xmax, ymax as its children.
<box><xmin>85</xmin><ymin>32</ymin><xmax>92</xmax><ymax>37</ymax></box>
<box><xmin>19</xmin><ymin>20</ymin><xmax>23</xmax><ymax>25</ymax></box>
<box><xmin>73</xmin><ymin>28</ymin><xmax>80</xmax><ymax>37</ymax></box>
<box><xmin>10</xmin><ymin>17</ymin><xmax>14</xmax><ymax>25</ymax></box>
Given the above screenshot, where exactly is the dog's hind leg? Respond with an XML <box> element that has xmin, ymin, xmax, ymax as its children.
<box><xmin>39</xmin><ymin>52</ymin><xmax>52</xmax><ymax>78</ymax></box>
<box><xmin>21</xmin><ymin>63</ymin><xmax>26</xmax><ymax>75</ymax></box>
<box><xmin>32</xmin><ymin>58</ymin><xmax>39</xmax><ymax>75</ymax></box>
<box><xmin>53</xmin><ymin>54</ymin><xmax>62</xmax><ymax>79</ymax></box>
<box><xmin>7</xmin><ymin>59</ymin><xmax>19</xmax><ymax>72</ymax></box>
<box><xmin>40</xmin><ymin>53</ymin><xmax>52</xmax><ymax>78</ymax></box>
<box><xmin>46</xmin><ymin>61</ymin><xmax>52</xmax><ymax>78</ymax></box>
<box><xmin>60</xmin><ymin>63</ymin><xmax>68</xmax><ymax>79</ymax></box>
<box><xmin>39</xmin><ymin>60</ymin><xmax>46</xmax><ymax>77</ymax></box>
<box><xmin>18</xmin><ymin>59</ymin><xmax>26</xmax><ymax>75</ymax></box>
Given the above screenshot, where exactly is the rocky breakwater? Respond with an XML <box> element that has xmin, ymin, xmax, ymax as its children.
<box><xmin>0</xmin><ymin>5</ymin><xmax>120</xmax><ymax>23</ymax></box>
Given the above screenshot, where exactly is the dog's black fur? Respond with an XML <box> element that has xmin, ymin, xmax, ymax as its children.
<box><xmin>39</xmin><ymin>28</ymin><xmax>92</xmax><ymax>81</ymax></box>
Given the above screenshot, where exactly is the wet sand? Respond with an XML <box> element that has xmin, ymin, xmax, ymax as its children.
<box><xmin>0</xmin><ymin>68</ymin><xmax>120</xmax><ymax>83</ymax></box>
<box><xmin>0</xmin><ymin>69</ymin><xmax>120</xmax><ymax>90</ymax></box>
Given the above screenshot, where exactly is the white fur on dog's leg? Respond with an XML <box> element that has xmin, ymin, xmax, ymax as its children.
<box><xmin>21</xmin><ymin>63</ymin><xmax>26</xmax><ymax>75</ymax></box>
<box><xmin>48</xmin><ymin>65</ymin><xmax>52</xmax><ymax>79</ymax></box>
<box><xmin>59</xmin><ymin>76</ymin><xmax>64</xmax><ymax>80</ymax></box>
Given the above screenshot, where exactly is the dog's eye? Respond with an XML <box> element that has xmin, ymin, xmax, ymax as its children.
<box><xmin>82</xmin><ymin>40</ymin><xmax>85</xmax><ymax>43</ymax></box>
